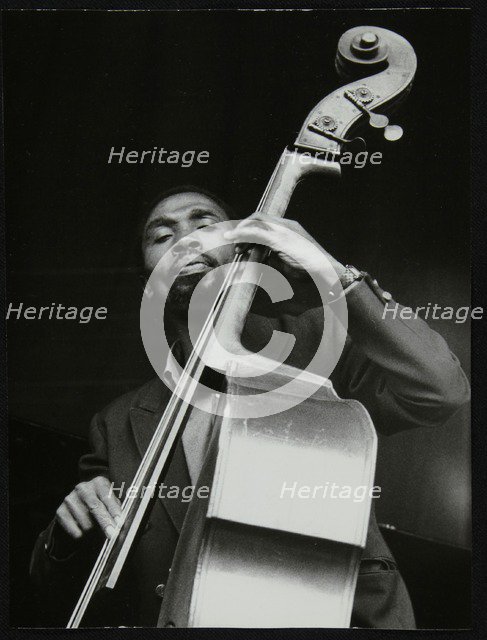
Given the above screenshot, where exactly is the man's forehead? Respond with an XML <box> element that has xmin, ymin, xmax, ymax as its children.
<box><xmin>147</xmin><ymin>192</ymin><xmax>227</xmax><ymax>223</ymax></box>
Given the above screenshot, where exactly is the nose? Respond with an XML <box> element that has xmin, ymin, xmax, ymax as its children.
<box><xmin>171</xmin><ymin>236</ymin><xmax>202</xmax><ymax>256</ymax></box>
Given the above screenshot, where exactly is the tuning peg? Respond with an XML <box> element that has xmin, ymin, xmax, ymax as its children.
<box><xmin>383</xmin><ymin>124</ymin><xmax>404</xmax><ymax>141</ymax></box>
<box><xmin>368</xmin><ymin>112</ymin><xmax>389</xmax><ymax>129</ymax></box>
<box><xmin>307</xmin><ymin>120</ymin><xmax>367</xmax><ymax>151</ymax></box>
<box><xmin>345</xmin><ymin>88</ymin><xmax>403</xmax><ymax>142</ymax></box>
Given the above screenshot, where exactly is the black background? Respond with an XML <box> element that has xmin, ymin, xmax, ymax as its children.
<box><xmin>3</xmin><ymin>7</ymin><xmax>472</xmax><ymax>628</ymax></box>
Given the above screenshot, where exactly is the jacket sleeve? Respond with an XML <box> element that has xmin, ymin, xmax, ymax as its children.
<box><xmin>331</xmin><ymin>275</ymin><xmax>470</xmax><ymax>434</ymax></box>
<box><xmin>29</xmin><ymin>412</ymin><xmax>109</xmax><ymax>625</ymax></box>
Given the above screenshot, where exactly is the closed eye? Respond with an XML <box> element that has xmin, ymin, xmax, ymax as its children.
<box><xmin>153</xmin><ymin>234</ymin><xmax>172</xmax><ymax>244</ymax></box>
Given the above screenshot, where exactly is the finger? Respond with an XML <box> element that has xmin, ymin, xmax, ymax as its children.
<box><xmin>247</xmin><ymin>212</ymin><xmax>298</xmax><ymax>230</ymax></box>
<box><xmin>64</xmin><ymin>492</ymin><xmax>95</xmax><ymax>532</ymax></box>
<box><xmin>236</xmin><ymin>218</ymin><xmax>273</xmax><ymax>230</ymax></box>
<box><xmin>233</xmin><ymin>242</ymin><xmax>253</xmax><ymax>255</ymax></box>
<box><xmin>224</xmin><ymin>225</ymin><xmax>275</xmax><ymax>248</ymax></box>
<box><xmin>75</xmin><ymin>483</ymin><xmax>117</xmax><ymax>538</ymax></box>
<box><xmin>231</xmin><ymin>217</ymin><xmax>291</xmax><ymax>255</ymax></box>
<box><xmin>55</xmin><ymin>503</ymin><xmax>83</xmax><ymax>540</ymax></box>
<box><xmin>94</xmin><ymin>476</ymin><xmax>123</xmax><ymax>524</ymax></box>
<box><xmin>229</xmin><ymin>216</ymin><xmax>295</xmax><ymax>237</ymax></box>
<box><xmin>247</xmin><ymin>211</ymin><xmax>278</xmax><ymax>220</ymax></box>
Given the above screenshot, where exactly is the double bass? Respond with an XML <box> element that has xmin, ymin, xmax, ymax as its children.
<box><xmin>68</xmin><ymin>26</ymin><xmax>417</xmax><ymax>628</ymax></box>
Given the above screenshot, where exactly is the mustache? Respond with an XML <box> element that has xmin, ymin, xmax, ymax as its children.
<box><xmin>170</xmin><ymin>251</ymin><xmax>219</xmax><ymax>277</ymax></box>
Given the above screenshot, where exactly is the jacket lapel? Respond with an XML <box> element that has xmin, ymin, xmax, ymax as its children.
<box><xmin>129</xmin><ymin>379</ymin><xmax>190</xmax><ymax>533</ymax></box>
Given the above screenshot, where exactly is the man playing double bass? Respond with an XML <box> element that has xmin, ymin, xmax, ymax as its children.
<box><xmin>31</xmin><ymin>187</ymin><xmax>470</xmax><ymax>628</ymax></box>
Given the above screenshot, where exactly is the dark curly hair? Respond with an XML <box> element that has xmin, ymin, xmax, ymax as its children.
<box><xmin>138</xmin><ymin>185</ymin><xmax>235</xmax><ymax>238</ymax></box>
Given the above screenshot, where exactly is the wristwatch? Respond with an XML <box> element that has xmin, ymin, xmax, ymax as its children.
<box><xmin>340</xmin><ymin>265</ymin><xmax>364</xmax><ymax>289</ymax></box>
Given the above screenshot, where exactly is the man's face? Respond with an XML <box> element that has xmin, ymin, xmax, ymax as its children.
<box><xmin>142</xmin><ymin>191</ymin><xmax>234</xmax><ymax>307</ymax></box>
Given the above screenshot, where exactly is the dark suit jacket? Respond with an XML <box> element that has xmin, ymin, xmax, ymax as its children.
<box><xmin>30</xmin><ymin>275</ymin><xmax>470</xmax><ymax>628</ymax></box>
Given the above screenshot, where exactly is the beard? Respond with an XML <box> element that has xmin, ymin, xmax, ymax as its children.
<box><xmin>166</xmin><ymin>271</ymin><xmax>208</xmax><ymax>311</ymax></box>
<box><xmin>165</xmin><ymin>251</ymin><xmax>230</xmax><ymax>322</ymax></box>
